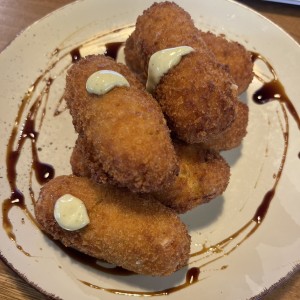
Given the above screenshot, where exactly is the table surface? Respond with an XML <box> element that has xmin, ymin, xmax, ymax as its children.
<box><xmin>0</xmin><ymin>0</ymin><xmax>299</xmax><ymax>299</ymax></box>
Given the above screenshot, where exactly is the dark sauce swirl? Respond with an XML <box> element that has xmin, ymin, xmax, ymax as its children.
<box><xmin>252</xmin><ymin>52</ymin><xmax>300</xmax><ymax>130</ymax></box>
<box><xmin>1</xmin><ymin>26</ymin><xmax>298</xmax><ymax>296</ymax></box>
<box><xmin>70</xmin><ymin>48</ymin><xmax>82</xmax><ymax>63</ymax></box>
<box><xmin>77</xmin><ymin>49</ymin><xmax>295</xmax><ymax>296</ymax></box>
<box><xmin>251</xmin><ymin>52</ymin><xmax>292</xmax><ymax>223</ymax></box>
<box><xmin>80</xmin><ymin>267</ymin><xmax>201</xmax><ymax>296</ymax></box>
<box><xmin>2</xmin><ymin>76</ymin><xmax>55</xmax><ymax>255</ymax></box>
<box><xmin>1</xmin><ymin>36</ymin><xmax>127</xmax><ymax>273</ymax></box>
<box><xmin>69</xmin><ymin>41</ymin><xmax>124</xmax><ymax>63</ymax></box>
<box><xmin>105</xmin><ymin>42</ymin><xmax>124</xmax><ymax>60</ymax></box>
<box><xmin>55</xmin><ymin>243</ymin><xmax>134</xmax><ymax>276</ymax></box>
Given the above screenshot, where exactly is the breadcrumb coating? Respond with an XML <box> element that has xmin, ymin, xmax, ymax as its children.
<box><xmin>200</xmin><ymin>31</ymin><xmax>253</xmax><ymax>95</ymax></box>
<box><xmin>153</xmin><ymin>142</ymin><xmax>230</xmax><ymax>213</ymax></box>
<box><xmin>65</xmin><ymin>55</ymin><xmax>178</xmax><ymax>193</ymax></box>
<box><xmin>201</xmin><ymin>101</ymin><xmax>249</xmax><ymax>151</ymax></box>
<box><xmin>35</xmin><ymin>175</ymin><xmax>191</xmax><ymax>276</ymax></box>
<box><xmin>71</xmin><ymin>137</ymin><xmax>230</xmax><ymax>214</ymax></box>
<box><xmin>124</xmin><ymin>1</ymin><xmax>238</xmax><ymax>143</ymax></box>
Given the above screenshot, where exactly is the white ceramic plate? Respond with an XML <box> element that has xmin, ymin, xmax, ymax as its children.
<box><xmin>1</xmin><ymin>0</ymin><xmax>300</xmax><ymax>299</ymax></box>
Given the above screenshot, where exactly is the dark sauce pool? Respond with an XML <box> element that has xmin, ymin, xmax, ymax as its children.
<box><xmin>252</xmin><ymin>52</ymin><xmax>300</xmax><ymax>130</ymax></box>
<box><xmin>1</xmin><ymin>28</ymin><xmax>299</xmax><ymax>297</ymax></box>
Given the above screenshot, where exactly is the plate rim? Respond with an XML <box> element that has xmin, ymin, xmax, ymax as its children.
<box><xmin>0</xmin><ymin>0</ymin><xmax>300</xmax><ymax>299</ymax></box>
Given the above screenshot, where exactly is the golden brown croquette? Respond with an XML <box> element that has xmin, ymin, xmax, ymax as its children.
<box><xmin>153</xmin><ymin>142</ymin><xmax>230</xmax><ymax>213</ymax></box>
<box><xmin>35</xmin><ymin>175</ymin><xmax>190</xmax><ymax>276</ymax></box>
<box><xmin>71</xmin><ymin>137</ymin><xmax>230</xmax><ymax>214</ymax></box>
<box><xmin>65</xmin><ymin>55</ymin><xmax>179</xmax><ymax>193</ymax></box>
<box><xmin>124</xmin><ymin>2</ymin><xmax>238</xmax><ymax>143</ymax></box>
<box><xmin>201</xmin><ymin>101</ymin><xmax>249</xmax><ymax>151</ymax></box>
<box><xmin>200</xmin><ymin>31</ymin><xmax>253</xmax><ymax>95</ymax></box>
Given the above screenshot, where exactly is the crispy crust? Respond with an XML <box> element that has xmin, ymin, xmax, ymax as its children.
<box><xmin>72</xmin><ymin>137</ymin><xmax>230</xmax><ymax>214</ymax></box>
<box><xmin>35</xmin><ymin>175</ymin><xmax>191</xmax><ymax>276</ymax></box>
<box><xmin>153</xmin><ymin>142</ymin><xmax>230</xmax><ymax>213</ymax></box>
<box><xmin>201</xmin><ymin>101</ymin><xmax>249</xmax><ymax>151</ymax></box>
<box><xmin>65</xmin><ymin>55</ymin><xmax>179</xmax><ymax>193</ymax></box>
<box><xmin>200</xmin><ymin>31</ymin><xmax>253</xmax><ymax>95</ymax></box>
<box><xmin>124</xmin><ymin>1</ymin><xmax>238</xmax><ymax>143</ymax></box>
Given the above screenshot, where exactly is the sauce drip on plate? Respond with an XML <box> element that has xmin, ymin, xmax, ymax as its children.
<box><xmin>252</xmin><ymin>52</ymin><xmax>300</xmax><ymax>130</ymax></box>
<box><xmin>2</xmin><ymin>76</ymin><xmax>55</xmax><ymax>256</ymax></box>
<box><xmin>105</xmin><ymin>42</ymin><xmax>124</xmax><ymax>60</ymax></box>
<box><xmin>1</xmin><ymin>27</ymin><xmax>298</xmax><ymax>296</ymax></box>
<box><xmin>1</xmin><ymin>34</ymin><xmax>124</xmax><ymax>256</ymax></box>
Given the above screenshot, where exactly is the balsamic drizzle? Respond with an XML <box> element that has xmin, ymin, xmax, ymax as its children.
<box><xmin>80</xmin><ymin>267</ymin><xmax>201</xmax><ymax>296</ymax></box>
<box><xmin>70</xmin><ymin>48</ymin><xmax>82</xmax><ymax>63</ymax></box>
<box><xmin>69</xmin><ymin>42</ymin><xmax>124</xmax><ymax>63</ymax></box>
<box><xmin>105</xmin><ymin>42</ymin><xmax>124</xmax><ymax>60</ymax></box>
<box><xmin>2</xmin><ymin>33</ymin><xmax>129</xmax><ymax>267</ymax></box>
<box><xmin>2</xmin><ymin>76</ymin><xmax>55</xmax><ymax>255</ymax></box>
<box><xmin>55</xmin><ymin>243</ymin><xmax>134</xmax><ymax>276</ymax></box>
<box><xmin>78</xmin><ymin>50</ymin><xmax>295</xmax><ymax>296</ymax></box>
<box><xmin>2</xmin><ymin>37</ymin><xmax>125</xmax><ymax>246</ymax></box>
<box><xmin>53</xmin><ymin>95</ymin><xmax>67</xmax><ymax>117</ymax></box>
<box><xmin>252</xmin><ymin>52</ymin><xmax>300</xmax><ymax>130</ymax></box>
<box><xmin>1</xmin><ymin>27</ymin><xmax>299</xmax><ymax>296</ymax></box>
<box><xmin>251</xmin><ymin>52</ymin><xmax>292</xmax><ymax>224</ymax></box>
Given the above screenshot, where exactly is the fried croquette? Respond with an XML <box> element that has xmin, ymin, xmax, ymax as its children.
<box><xmin>201</xmin><ymin>101</ymin><xmax>249</xmax><ymax>151</ymax></box>
<box><xmin>65</xmin><ymin>55</ymin><xmax>179</xmax><ymax>193</ymax></box>
<box><xmin>71</xmin><ymin>137</ymin><xmax>230</xmax><ymax>214</ymax></box>
<box><xmin>124</xmin><ymin>1</ymin><xmax>238</xmax><ymax>143</ymax></box>
<box><xmin>70</xmin><ymin>135</ymin><xmax>92</xmax><ymax>177</ymax></box>
<box><xmin>70</xmin><ymin>135</ymin><xmax>109</xmax><ymax>184</ymax></box>
<box><xmin>153</xmin><ymin>142</ymin><xmax>230</xmax><ymax>213</ymax></box>
<box><xmin>199</xmin><ymin>31</ymin><xmax>253</xmax><ymax>95</ymax></box>
<box><xmin>35</xmin><ymin>175</ymin><xmax>191</xmax><ymax>276</ymax></box>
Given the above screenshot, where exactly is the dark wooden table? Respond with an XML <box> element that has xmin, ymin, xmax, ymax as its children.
<box><xmin>0</xmin><ymin>0</ymin><xmax>299</xmax><ymax>299</ymax></box>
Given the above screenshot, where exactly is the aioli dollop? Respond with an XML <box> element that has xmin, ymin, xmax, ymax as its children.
<box><xmin>86</xmin><ymin>70</ymin><xmax>130</xmax><ymax>96</ymax></box>
<box><xmin>146</xmin><ymin>46</ymin><xmax>194</xmax><ymax>93</ymax></box>
<box><xmin>54</xmin><ymin>194</ymin><xmax>90</xmax><ymax>231</ymax></box>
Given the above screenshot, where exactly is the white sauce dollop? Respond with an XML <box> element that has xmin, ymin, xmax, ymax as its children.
<box><xmin>54</xmin><ymin>194</ymin><xmax>90</xmax><ymax>231</ymax></box>
<box><xmin>146</xmin><ymin>46</ymin><xmax>194</xmax><ymax>93</ymax></box>
<box><xmin>86</xmin><ymin>70</ymin><xmax>130</xmax><ymax>96</ymax></box>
